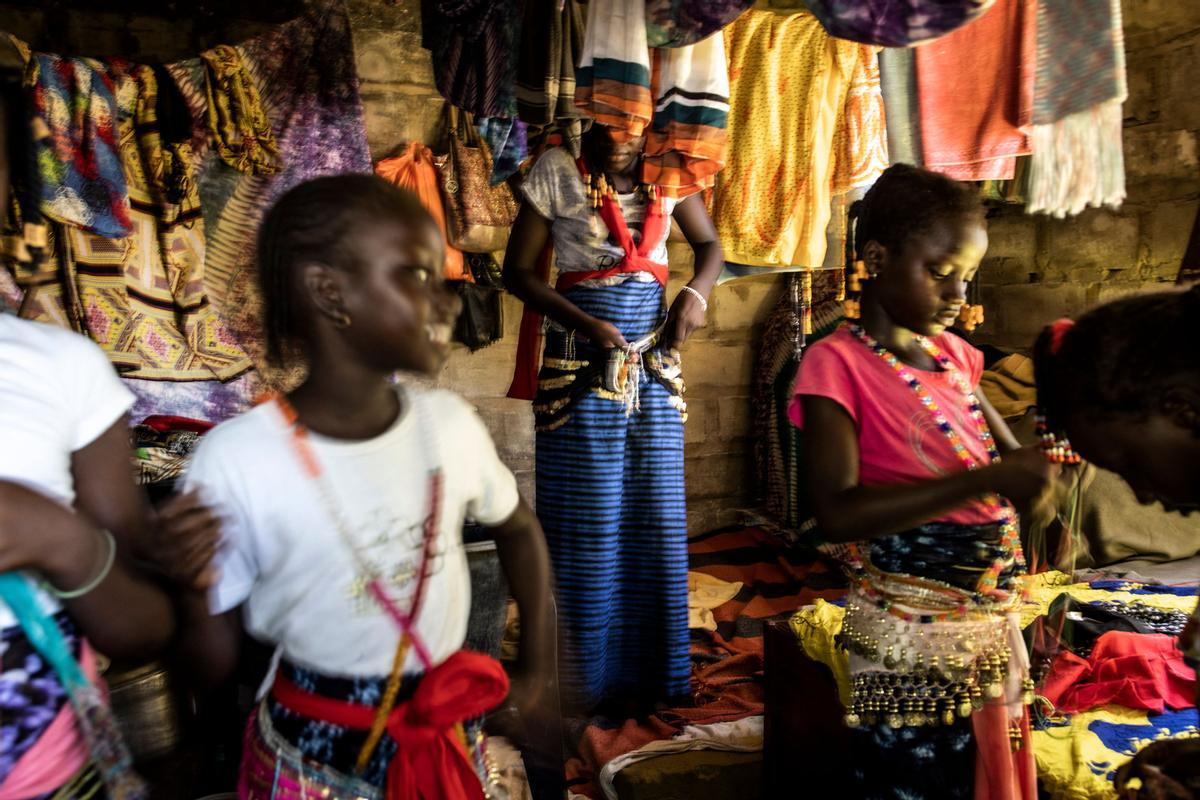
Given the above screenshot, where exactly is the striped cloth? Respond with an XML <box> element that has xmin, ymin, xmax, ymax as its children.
<box><xmin>575</xmin><ymin>0</ymin><xmax>654</xmax><ymax>142</ymax></box>
<box><xmin>536</xmin><ymin>279</ymin><xmax>689</xmax><ymax>710</ymax></box>
<box><xmin>643</xmin><ymin>33</ymin><xmax>729</xmax><ymax>199</ymax></box>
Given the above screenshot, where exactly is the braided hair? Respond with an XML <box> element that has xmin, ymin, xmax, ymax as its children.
<box><xmin>1034</xmin><ymin>285</ymin><xmax>1200</xmax><ymax>431</ymax></box>
<box><xmin>257</xmin><ymin>173</ymin><xmax>435</xmax><ymax>367</ymax></box>
<box><xmin>850</xmin><ymin>163</ymin><xmax>984</xmax><ymax>261</ymax></box>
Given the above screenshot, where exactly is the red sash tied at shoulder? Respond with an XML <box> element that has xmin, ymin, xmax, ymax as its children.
<box><xmin>507</xmin><ymin>158</ymin><xmax>669</xmax><ymax>400</ymax></box>
<box><xmin>271</xmin><ymin>650</ymin><xmax>509</xmax><ymax>800</ymax></box>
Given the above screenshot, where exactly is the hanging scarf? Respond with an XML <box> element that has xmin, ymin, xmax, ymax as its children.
<box><xmin>642</xmin><ymin>32</ymin><xmax>729</xmax><ymax>199</ymax></box>
<box><xmin>507</xmin><ymin>160</ymin><xmax>668</xmax><ymax>400</ymax></box>
<box><xmin>0</xmin><ymin>573</ymin><xmax>146</xmax><ymax>799</ymax></box>
<box><xmin>805</xmin><ymin>0</ymin><xmax>997</xmax><ymax>47</ymax></box>
<box><xmin>574</xmin><ymin>0</ymin><xmax>653</xmax><ymax>141</ymax></box>
<box><xmin>516</xmin><ymin>0</ymin><xmax>586</xmax><ymax>155</ymax></box>
<box><xmin>29</xmin><ymin>53</ymin><xmax>133</xmax><ymax>238</ymax></box>
<box><xmin>200</xmin><ymin>45</ymin><xmax>281</xmax><ymax>176</ymax></box>
<box><xmin>1026</xmin><ymin>0</ymin><xmax>1126</xmax><ymax>217</ymax></box>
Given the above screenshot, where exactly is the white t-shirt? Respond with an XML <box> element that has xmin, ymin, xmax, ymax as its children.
<box><xmin>0</xmin><ymin>314</ymin><xmax>135</xmax><ymax>505</ymax></box>
<box><xmin>185</xmin><ymin>384</ymin><xmax>520</xmax><ymax>678</ymax></box>
<box><xmin>0</xmin><ymin>313</ymin><xmax>135</xmax><ymax>626</ymax></box>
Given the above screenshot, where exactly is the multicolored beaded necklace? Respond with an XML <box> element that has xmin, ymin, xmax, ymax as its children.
<box><xmin>847</xmin><ymin>324</ymin><xmax>1025</xmax><ymax>605</ymax></box>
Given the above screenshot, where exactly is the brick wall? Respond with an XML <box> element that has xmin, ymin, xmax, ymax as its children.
<box><xmin>976</xmin><ymin>1</ymin><xmax>1200</xmax><ymax>349</ymax></box>
<box><xmin>0</xmin><ymin>0</ymin><xmax>783</xmax><ymax>534</ymax></box>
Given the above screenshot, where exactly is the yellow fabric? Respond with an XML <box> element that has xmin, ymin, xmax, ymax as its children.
<box><xmin>1021</xmin><ymin>571</ymin><xmax>1200</xmax><ymax>628</ymax></box>
<box><xmin>1033</xmin><ymin>705</ymin><xmax>1200</xmax><ymax>800</ymax></box>
<box><xmin>201</xmin><ymin>44</ymin><xmax>281</xmax><ymax>176</ymax></box>
<box><xmin>11</xmin><ymin>66</ymin><xmax>252</xmax><ymax>381</ymax></box>
<box><xmin>714</xmin><ymin>10</ymin><xmax>868</xmax><ymax>268</ymax></box>
<box><xmin>687</xmin><ymin>571</ymin><xmax>742</xmax><ymax>631</ymax></box>
<box><xmin>790</xmin><ymin>600</ymin><xmax>850</xmax><ymax>706</ymax></box>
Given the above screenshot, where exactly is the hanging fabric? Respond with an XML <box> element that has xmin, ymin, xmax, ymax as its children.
<box><xmin>200</xmin><ymin>45</ymin><xmax>281</xmax><ymax>177</ymax></box>
<box><xmin>644</xmin><ymin>0</ymin><xmax>755</xmax><ymax>48</ymax></box>
<box><xmin>516</xmin><ymin>0</ymin><xmax>587</xmax><ymax>155</ymax></box>
<box><xmin>474</xmin><ymin>115</ymin><xmax>528</xmax><ymax>185</ymax></box>
<box><xmin>28</xmin><ymin>53</ymin><xmax>133</xmax><ymax>238</ymax></box>
<box><xmin>713</xmin><ymin>10</ymin><xmax>871</xmax><ymax>269</ymax></box>
<box><xmin>642</xmin><ymin>32</ymin><xmax>730</xmax><ymax>199</ymax></box>
<box><xmin>10</xmin><ymin>58</ymin><xmax>253</xmax><ymax>382</ymax></box>
<box><xmin>421</xmin><ymin>0</ymin><xmax>521</xmax><ymax>119</ymax></box>
<box><xmin>877</xmin><ymin>48</ymin><xmax>922</xmax><ymax>167</ymax></box>
<box><xmin>804</xmin><ymin>0</ymin><xmax>997</xmax><ymax>47</ymax></box>
<box><xmin>375</xmin><ymin>142</ymin><xmax>468</xmax><ymax>281</ymax></box>
<box><xmin>832</xmin><ymin>50</ymin><xmax>889</xmax><ymax>196</ymax></box>
<box><xmin>1026</xmin><ymin>0</ymin><xmax>1126</xmax><ymax>218</ymax></box>
<box><xmin>916</xmin><ymin>0</ymin><xmax>1035</xmax><ymax>181</ymax></box>
<box><xmin>166</xmin><ymin>1</ymin><xmax>371</xmax><ymax>386</ymax></box>
<box><xmin>574</xmin><ymin>0</ymin><xmax>654</xmax><ymax>141</ymax></box>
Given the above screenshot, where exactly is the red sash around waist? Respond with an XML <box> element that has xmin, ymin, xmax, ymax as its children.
<box><xmin>270</xmin><ymin>650</ymin><xmax>509</xmax><ymax>800</ymax></box>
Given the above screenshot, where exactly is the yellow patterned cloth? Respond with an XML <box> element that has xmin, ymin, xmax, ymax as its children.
<box><xmin>9</xmin><ymin>65</ymin><xmax>252</xmax><ymax>381</ymax></box>
<box><xmin>1033</xmin><ymin>705</ymin><xmax>1200</xmax><ymax>800</ymax></box>
<box><xmin>714</xmin><ymin>11</ymin><xmax>881</xmax><ymax>269</ymax></box>
<box><xmin>201</xmin><ymin>44</ymin><xmax>280</xmax><ymax>176</ymax></box>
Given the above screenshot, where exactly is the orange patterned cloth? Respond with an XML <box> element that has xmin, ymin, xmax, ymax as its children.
<box><xmin>714</xmin><ymin>10</ymin><xmax>883</xmax><ymax>269</ymax></box>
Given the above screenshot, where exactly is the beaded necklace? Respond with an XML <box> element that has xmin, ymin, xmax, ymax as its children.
<box><xmin>271</xmin><ymin>392</ymin><xmax>443</xmax><ymax>773</ymax></box>
<box><xmin>846</xmin><ymin>324</ymin><xmax>1025</xmax><ymax>601</ymax></box>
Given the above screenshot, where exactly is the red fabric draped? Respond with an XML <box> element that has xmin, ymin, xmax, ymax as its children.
<box><xmin>1042</xmin><ymin>631</ymin><xmax>1197</xmax><ymax>714</ymax></box>
<box><xmin>507</xmin><ymin>160</ymin><xmax>669</xmax><ymax>401</ymax></box>
<box><xmin>271</xmin><ymin>651</ymin><xmax>509</xmax><ymax>800</ymax></box>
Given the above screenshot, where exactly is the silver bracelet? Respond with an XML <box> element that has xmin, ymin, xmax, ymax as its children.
<box><xmin>48</xmin><ymin>528</ymin><xmax>117</xmax><ymax>600</ymax></box>
<box><xmin>679</xmin><ymin>285</ymin><xmax>708</xmax><ymax>312</ymax></box>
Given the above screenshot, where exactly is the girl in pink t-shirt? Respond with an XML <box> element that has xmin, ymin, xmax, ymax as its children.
<box><xmin>790</xmin><ymin>165</ymin><xmax>1056</xmax><ymax>800</ymax></box>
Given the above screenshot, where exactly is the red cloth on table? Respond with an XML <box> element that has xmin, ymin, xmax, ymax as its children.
<box><xmin>1042</xmin><ymin>631</ymin><xmax>1197</xmax><ymax>714</ymax></box>
<box><xmin>915</xmin><ymin>0</ymin><xmax>1035</xmax><ymax>181</ymax></box>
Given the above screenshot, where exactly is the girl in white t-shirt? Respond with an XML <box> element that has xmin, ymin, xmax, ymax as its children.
<box><xmin>0</xmin><ymin>73</ymin><xmax>217</xmax><ymax>799</ymax></box>
<box><xmin>179</xmin><ymin>175</ymin><xmax>553</xmax><ymax>798</ymax></box>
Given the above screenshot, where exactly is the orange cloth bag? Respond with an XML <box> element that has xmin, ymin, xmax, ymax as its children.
<box><xmin>375</xmin><ymin>142</ymin><xmax>469</xmax><ymax>281</ymax></box>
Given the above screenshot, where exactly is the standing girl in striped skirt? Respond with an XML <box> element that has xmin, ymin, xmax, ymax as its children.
<box><xmin>504</xmin><ymin>125</ymin><xmax>724</xmax><ymax>713</ymax></box>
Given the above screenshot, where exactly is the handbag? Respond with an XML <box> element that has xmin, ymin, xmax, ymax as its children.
<box><xmin>451</xmin><ymin>252</ymin><xmax>504</xmax><ymax>352</ymax></box>
<box><xmin>436</xmin><ymin>105</ymin><xmax>519</xmax><ymax>253</ymax></box>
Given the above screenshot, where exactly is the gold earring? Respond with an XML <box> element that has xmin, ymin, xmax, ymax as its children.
<box><xmin>334</xmin><ymin>311</ymin><xmax>352</xmax><ymax>329</ymax></box>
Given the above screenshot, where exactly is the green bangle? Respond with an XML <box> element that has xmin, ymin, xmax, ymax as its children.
<box><xmin>47</xmin><ymin>529</ymin><xmax>117</xmax><ymax>600</ymax></box>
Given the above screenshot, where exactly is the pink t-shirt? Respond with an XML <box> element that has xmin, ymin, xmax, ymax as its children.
<box><xmin>788</xmin><ymin>326</ymin><xmax>995</xmax><ymax>525</ymax></box>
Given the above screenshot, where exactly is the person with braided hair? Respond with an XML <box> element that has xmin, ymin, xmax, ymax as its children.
<box><xmin>1031</xmin><ymin>287</ymin><xmax>1200</xmax><ymax>800</ymax></box>
<box><xmin>790</xmin><ymin>164</ymin><xmax>1057</xmax><ymax>798</ymax></box>
<box><xmin>176</xmin><ymin>174</ymin><xmax>554</xmax><ymax>798</ymax></box>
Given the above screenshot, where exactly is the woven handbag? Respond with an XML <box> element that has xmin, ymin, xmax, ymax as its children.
<box><xmin>436</xmin><ymin>105</ymin><xmax>519</xmax><ymax>253</ymax></box>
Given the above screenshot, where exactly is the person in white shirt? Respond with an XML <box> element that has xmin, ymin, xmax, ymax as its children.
<box><xmin>177</xmin><ymin>174</ymin><xmax>554</xmax><ymax>797</ymax></box>
<box><xmin>0</xmin><ymin>78</ymin><xmax>216</xmax><ymax>797</ymax></box>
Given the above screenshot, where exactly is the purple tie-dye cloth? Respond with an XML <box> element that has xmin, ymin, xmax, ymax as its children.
<box><xmin>806</xmin><ymin>0</ymin><xmax>998</xmax><ymax>48</ymax></box>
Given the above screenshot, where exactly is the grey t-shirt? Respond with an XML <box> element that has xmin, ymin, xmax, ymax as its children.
<box><xmin>520</xmin><ymin>147</ymin><xmax>678</xmax><ymax>284</ymax></box>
